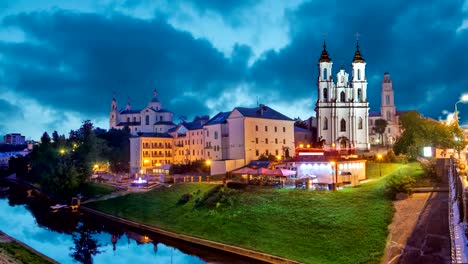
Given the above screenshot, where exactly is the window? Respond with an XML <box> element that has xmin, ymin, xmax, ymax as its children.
<box><xmin>387</xmin><ymin>111</ymin><xmax>391</xmax><ymax>121</ymax></box>
<box><xmin>265</xmin><ymin>126</ymin><xmax>268</xmax><ymax>132</ymax></box>
<box><xmin>323</xmin><ymin>88</ymin><xmax>328</xmax><ymax>100</ymax></box>
<box><xmin>255</xmin><ymin>150</ymin><xmax>259</xmax><ymax>156</ymax></box>
<box><xmin>340</xmin><ymin>91</ymin><xmax>346</xmax><ymax>102</ymax></box>
<box><xmin>275</xmin><ymin>126</ymin><xmax>277</xmax><ymax>132</ymax></box>
<box><xmin>145</xmin><ymin>115</ymin><xmax>149</xmax><ymax>125</ymax></box>
<box><xmin>340</xmin><ymin>119</ymin><xmax>346</xmax><ymax>132</ymax></box>
<box><xmin>341</xmin><ymin>76</ymin><xmax>344</xmax><ymax>83</ymax></box>
<box><xmin>206</xmin><ymin>130</ymin><xmax>209</xmax><ymax>137</ymax></box>
<box><xmin>386</xmin><ymin>95</ymin><xmax>390</xmax><ymax>105</ymax></box>
<box><xmin>323</xmin><ymin>117</ymin><xmax>328</xmax><ymax>130</ymax></box>
<box><xmin>208</xmin><ymin>151</ymin><xmax>210</xmax><ymax>157</ymax></box>
<box><xmin>357</xmin><ymin>69</ymin><xmax>361</xmax><ymax>80</ymax></box>
<box><xmin>214</xmin><ymin>131</ymin><xmax>218</xmax><ymax>139</ymax></box>
<box><xmin>265</xmin><ymin>150</ymin><xmax>269</xmax><ymax>155</ymax></box>
<box><xmin>275</xmin><ymin>138</ymin><xmax>278</xmax><ymax>144</ymax></box>
<box><xmin>133</xmin><ymin>117</ymin><xmax>136</xmax><ymax>122</ymax></box>
<box><xmin>255</xmin><ymin>138</ymin><xmax>258</xmax><ymax>144</ymax></box>
<box><xmin>275</xmin><ymin>149</ymin><xmax>279</xmax><ymax>155</ymax></box>
<box><xmin>265</xmin><ymin>138</ymin><xmax>268</xmax><ymax>144</ymax></box>
<box><xmin>358</xmin><ymin>117</ymin><xmax>363</xmax><ymax>130</ymax></box>
<box><xmin>127</xmin><ymin>117</ymin><xmax>130</xmax><ymax>122</ymax></box>
<box><xmin>323</xmin><ymin>68</ymin><xmax>328</xmax><ymax>80</ymax></box>
<box><xmin>283</xmin><ymin>139</ymin><xmax>286</xmax><ymax>144</ymax></box>
<box><xmin>255</xmin><ymin>125</ymin><xmax>258</xmax><ymax>131</ymax></box>
<box><xmin>388</xmin><ymin>128</ymin><xmax>391</xmax><ymax>133</ymax></box>
<box><xmin>370</xmin><ymin>119</ymin><xmax>373</xmax><ymax>125</ymax></box>
<box><xmin>357</xmin><ymin>89</ymin><xmax>362</xmax><ymax>101</ymax></box>
<box><xmin>283</xmin><ymin>127</ymin><xmax>286</xmax><ymax>132</ymax></box>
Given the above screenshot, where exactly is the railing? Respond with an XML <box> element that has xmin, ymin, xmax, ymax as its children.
<box><xmin>448</xmin><ymin>158</ymin><xmax>468</xmax><ymax>263</ymax></box>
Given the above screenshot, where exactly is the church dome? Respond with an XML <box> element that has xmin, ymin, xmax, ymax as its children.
<box><xmin>318</xmin><ymin>42</ymin><xmax>332</xmax><ymax>63</ymax></box>
<box><xmin>352</xmin><ymin>42</ymin><xmax>365</xmax><ymax>63</ymax></box>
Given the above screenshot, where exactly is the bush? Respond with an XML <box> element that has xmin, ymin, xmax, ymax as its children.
<box><xmin>386</xmin><ymin>150</ymin><xmax>396</xmax><ymax>162</ymax></box>
<box><xmin>385</xmin><ymin>175</ymin><xmax>416</xmax><ymax>200</ymax></box>
<box><xmin>194</xmin><ymin>185</ymin><xmax>237</xmax><ymax>209</ymax></box>
<box><xmin>419</xmin><ymin>158</ymin><xmax>437</xmax><ymax>179</ymax></box>
<box><xmin>178</xmin><ymin>193</ymin><xmax>192</xmax><ymax>205</ymax></box>
<box><xmin>226</xmin><ymin>181</ymin><xmax>249</xmax><ymax>189</ymax></box>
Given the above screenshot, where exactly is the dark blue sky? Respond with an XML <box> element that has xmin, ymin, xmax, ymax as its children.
<box><xmin>1</xmin><ymin>0</ymin><xmax>467</xmax><ymax>140</ymax></box>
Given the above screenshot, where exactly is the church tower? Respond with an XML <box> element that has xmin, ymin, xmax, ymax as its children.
<box><xmin>109</xmin><ymin>94</ymin><xmax>118</xmax><ymax>129</ymax></box>
<box><xmin>315</xmin><ymin>40</ymin><xmax>370</xmax><ymax>151</ymax></box>
<box><xmin>147</xmin><ymin>89</ymin><xmax>162</xmax><ymax>110</ymax></box>
<box><xmin>380</xmin><ymin>73</ymin><xmax>396</xmax><ymax>123</ymax></box>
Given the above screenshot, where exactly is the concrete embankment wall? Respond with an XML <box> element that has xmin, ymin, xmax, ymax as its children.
<box><xmin>0</xmin><ymin>231</ymin><xmax>58</xmax><ymax>264</ymax></box>
<box><xmin>81</xmin><ymin>206</ymin><xmax>300</xmax><ymax>264</ymax></box>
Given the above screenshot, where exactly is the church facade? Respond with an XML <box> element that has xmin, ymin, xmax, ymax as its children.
<box><xmin>315</xmin><ymin>42</ymin><xmax>370</xmax><ymax>151</ymax></box>
<box><xmin>109</xmin><ymin>90</ymin><xmax>176</xmax><ymax>135</ymax></box>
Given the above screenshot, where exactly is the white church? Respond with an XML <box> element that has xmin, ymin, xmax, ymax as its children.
<box><xmin>315</xmin><ymin>41</ymin><xmax>370</xmax><ymax>151</ymax></box>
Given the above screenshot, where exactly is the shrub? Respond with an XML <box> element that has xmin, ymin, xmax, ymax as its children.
<box><xmin>386</xmin><ymin>150</ymin><xmax>396</xmax><ymax>162</ymax></box>
<box><xmin>385</xmin><ymin>174</ymin><xmax>416</xmax><ymax>200</ymax></box>
<box><xmin>194</xmin><ymin>185</ymin><xmax>237</xmax><ymax>209</ymax></box>
<box><xmin>419</xmin><ymin>158</ymin><xmax>437</xmax><ymax>179</ymax></box>
<box><xmin>178</xmin><ymin>193</ymin><xmax>192</xmax><ymax>205</ymax></box>
<box><xmin>226</xmin><ymin>181</ymin><xmax>249</xmax><ymax>189</ymax></box>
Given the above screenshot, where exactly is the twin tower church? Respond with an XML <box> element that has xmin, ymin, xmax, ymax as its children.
<box><xmin>109</xmin><ymin>40</ymin><xmax>401</xmax><ymax>154</ymax></box>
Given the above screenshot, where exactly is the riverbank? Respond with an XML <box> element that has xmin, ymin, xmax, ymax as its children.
<box><xmin>86</xmin><ymin>163</ymin><xmax>414</xmax><ymax>264</ymax></box>
<box><xmin>0</xmin><ymin>231</ymin><xmax>57</xmax><ymax>264</ymax></box>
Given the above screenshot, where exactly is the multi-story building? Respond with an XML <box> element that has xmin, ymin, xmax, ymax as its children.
<box><xmin>3</xmin><ymin>133</ymin><xmax>26</xmax><ymax>145</ymax></box>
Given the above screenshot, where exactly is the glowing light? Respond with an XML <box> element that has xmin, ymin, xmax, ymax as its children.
<box><xmin>93</xmin><ymin>164</ymin><xmax>99</xmax><ymax>169</ymax></box>
<box><xmin>206</xmin><ymin>160</ymin><xmax>211</xmax><ymax>166</ymax></box>
<box><xmin>299</xmin><ymin>144</ymin><xmax>304</xmax><ymax>148</ymax></box>
<box><xmin>140</xmin><ymin>169</ymin><xmax>143</xmax><ymax>174</ymax></box>
<box><xmin>377</xmin><ymin>154</ymin><xmax>383</xmax><ymax>160</ymax></box>
<box><xmin>276</xmin><ymin>155</ymin><xmax>281</xmax><ymax>161</ymax></box>
<box><xmin>306</xmin><ymin>144</ymin><xmax>311</xmax><ymax>148</ymax></box>
<box><xmin>423</xmin><ymin>147</ymin><xmax>432</xmax><ymax>157</ymax></box>
<box><xmin>59</xmin><ymin>149</ymin><xmax>65</xmax><ymax>155</ymax></box>
<box><xmin>143</xmin><ymin>159</ymin><xmax>149</xmax><ymax>164</ymax></box>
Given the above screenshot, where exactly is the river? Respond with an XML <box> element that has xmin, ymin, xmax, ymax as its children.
<box><xmin>0</xmin><ymin>181</ymin><xmax>265</xmax><ymax>264</ymax></box>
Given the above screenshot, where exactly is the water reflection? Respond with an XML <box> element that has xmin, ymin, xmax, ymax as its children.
<box><xmin>0</xmin><ymin>181</ymin><xmax>263</xmax><ymax>264</ymax></box>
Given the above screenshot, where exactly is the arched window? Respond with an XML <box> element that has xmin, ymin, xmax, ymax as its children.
<box><xmin>323</xmin><ymin>68</ymin><xmax>328</xmax><ymax>80</ymax></box>
<box><xmin>358</xmin><ymin>117</ymin><xmax>363</xmax><ymax>129</ymax></box>
<box><xmin>323</xmin><ymin>117</ymin><xmax>328</xmax><ymax>130</ymax></box>
<box><xmin>340</xmin><ymin>119</ymin><xmax>346</xmax><ymax>132</ymax></box>
<box><xmin>357</xmin><ymin>89</ymin><xmax>362</xmax><ymax>101</ymax></box>
<box><xmin>214</xmin><ymin>131</ymin><xmax>218</xmax><ymax>139</ymax></box>
<box><xmin>323</xmin><ymin>88</ymin><xmax>328</xmax><ymax>101</ymax></box>
<box><xmin>127</xmin><ymin>117</ymin><xmax>130</xmax><ymax>123</ymax></box>
<box><xmin>145</xmin><ymin>115</ymin><xmax>149</xmax><ymax>125</ymax></box>
<box><xmin>341</xmin><ymin>76</ymin><xmax>344</xmax><ymax>83</ymax></box>
<box><xmin>340</xmin><ymin>91</ymin><xmax>346</xmax><ymax>102</ymax></box>
<box><xmin>386</xmin><ymin>95</ymin><xmax>390</xmax><ymax>105</ymax></box>
<box><xmin>357</xmin><ymin>69</ymin><xmax>361</xmax><ymax>80</ymax></box>
<box><xmin>387</xmin><ymin>111</ymin><xmax>391</xmax><ymax>121</ymax></box>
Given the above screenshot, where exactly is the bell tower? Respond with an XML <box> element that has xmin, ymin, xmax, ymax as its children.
<box><xmin>109</xmin><ymin>94</ymin><xmax>118</xmax><ymax>129</ymax></box>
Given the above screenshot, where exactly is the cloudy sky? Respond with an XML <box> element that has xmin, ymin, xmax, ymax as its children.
<box><xmin>1</xmin><ymin>0</ymin><xmax>467</xmax><ymax>140</ymax></box>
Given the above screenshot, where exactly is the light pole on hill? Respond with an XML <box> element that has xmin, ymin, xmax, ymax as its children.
<box><xmin>377</xmin><ymin>154</ymin><xmax>383</xmax><ymax>177</ymax></box>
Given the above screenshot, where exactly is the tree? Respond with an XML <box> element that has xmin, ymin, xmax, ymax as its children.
<box><xmin>374</xmin><ymin>119</ymin><xmax>388</xmax><ymax>146</ymax></box>
<box><xmin>393</xmin><ymin>111</ymin><xmax>468</xmax><ymax>160</ymax></box>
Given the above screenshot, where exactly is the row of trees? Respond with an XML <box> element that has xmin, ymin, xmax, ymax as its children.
<box><xmin>26</xmin><ymin>121</ymin><xmax>130</xmax><ymax>199</ymax></box>
<box><xmin>393</xmin><ymin>111</ymin><xmax>467</xmax><ymax>160</ymax></box>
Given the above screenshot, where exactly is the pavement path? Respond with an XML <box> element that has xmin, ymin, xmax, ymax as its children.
<box><xmin>382</xmin><ymin>191</ymin><xmax>451</xmax><ymax>264</ymax></box>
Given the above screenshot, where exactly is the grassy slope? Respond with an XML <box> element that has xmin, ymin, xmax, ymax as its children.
<box><xmin>88</xmin><ymin>163</ymin><xmax>419</xmax><ymax>264</ymax></box>
<box><xmin>0</xmin><ymin>242</ymin><xmax>52</xmax><ymax>264</ymax></box>
<box><xmin>80</xmin><ymin>182</ymin><xmax>116</xmax><ymax>198</ymax></box>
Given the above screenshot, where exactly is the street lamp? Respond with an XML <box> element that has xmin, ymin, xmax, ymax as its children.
<box><xmin>377</xmin><ymin>154</ymin><xmax>383</xmax><ymax>177</ymax></box>
<box><xmin>454</xmin><ymin>94</ymin><xmax>468</xmax><ymax>123</ymax></box>
<box><xmin>330</xmin><ymin>161</ymin><xmax>337</xmax><ymax>190</ymax></box>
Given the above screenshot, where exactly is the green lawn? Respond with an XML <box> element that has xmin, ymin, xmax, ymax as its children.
<box><xmin>87</xmin><ymin>163</ymin><xmax>414</xmax><ymax>264</ymax></box>
<box><xmin>0</xmin><ymin>242</ymin><xmax>53</xmax><ymax>264</ymax></box>
<box><xmin>80</xmin><ymin>182</ymin><xmax>116</xmax><ymax>198</ymax></box>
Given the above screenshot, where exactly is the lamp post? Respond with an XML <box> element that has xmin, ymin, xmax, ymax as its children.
<box><xmin>330</xmin><ymin>161</ymin><xmax>337</xmax><ymax>190</ymax></box>
<box><xmin>377</xmin><ymin>154</ymin><xmax>382</xmax><ymax>177</ymax></box>
<box><xmin>454</xmin><ymin>94</ymin><xmax>468</xmax><ymax>123</ymax></box>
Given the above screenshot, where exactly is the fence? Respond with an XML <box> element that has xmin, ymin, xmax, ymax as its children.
<box><xmin>448</xmin><ymin>158</ymin><xmax>468</xmax><ymax>263</ymax></box>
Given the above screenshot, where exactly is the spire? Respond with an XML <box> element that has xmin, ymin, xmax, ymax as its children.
<box><xmin>352</xmin><ymin>35</ymin><xmax>365</xmax><ymax>63</ymax></box>
<box><xmin>126</xmin><ymin>97</ymin><xmax>131</xmax><ymax>110</ymax></box>
<box><xmin>151</xmin><ymin>89</ymin><xmax>160</xmax><ymax>103</ymax></box>
<box><xmin>319</xmin><ymin>40</ymin><xmax>332</xmax><ymax>63</ymax></box>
